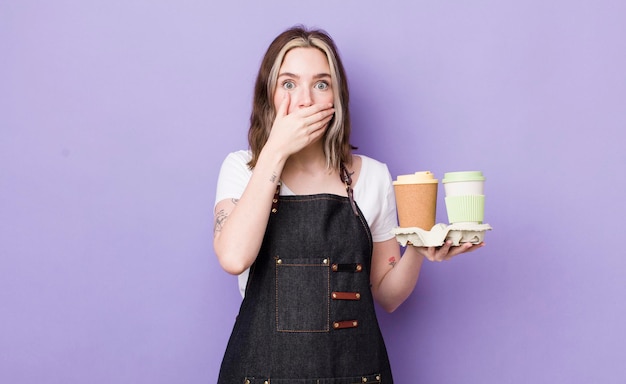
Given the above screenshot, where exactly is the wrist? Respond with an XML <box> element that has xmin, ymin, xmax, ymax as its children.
<box><xmin>256</xmin><ymin>147</ymin><xmax>288</xmax><ymax>184</ymax></box>
<box><xmin>405</xmin><ymin>245</ymin><xmax>427</xmax><ymax>260</ymax></box>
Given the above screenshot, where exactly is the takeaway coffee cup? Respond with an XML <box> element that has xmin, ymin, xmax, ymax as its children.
<box><xmin>442</xmin><ymin>171</ymin><xmax>485</xmax><ymax>224</ymax></box>
<box><xmin>393</xmin><ymin>171</ymin><xmax>438</xmax><ymax>230</ymax></box>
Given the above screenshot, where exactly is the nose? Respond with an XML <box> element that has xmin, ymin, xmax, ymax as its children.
<box><xmin>295</xmin><ymin>87</ymin><xmax>313</xmax><ymax>108</ymax></box>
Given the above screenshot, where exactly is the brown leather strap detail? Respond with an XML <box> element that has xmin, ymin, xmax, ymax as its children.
<box><xmin>331</xmin><ymin>291</ymin><xmax>361</xmax><ymax>300</ymax></box>
<box><xmin>332</xmin><ymin>320</ymin><xmax>358</xmax><ymax>329</ymax></box>
<box><xmin>331</xmin><ymin>263</ymin><xmax>363</xmax><ymax>272</ymax></box>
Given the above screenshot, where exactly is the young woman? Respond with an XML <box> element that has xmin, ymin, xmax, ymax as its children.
<box><xmin>213</xmin><ymin>26</ymin><xmax>483</xmax><ymax>383</ymax></box>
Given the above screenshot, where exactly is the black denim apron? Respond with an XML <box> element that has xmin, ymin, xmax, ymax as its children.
<box><xmin>217</xmin><ymin>189</ymin><xmax>393</xmax><ymax>383</ymax></box>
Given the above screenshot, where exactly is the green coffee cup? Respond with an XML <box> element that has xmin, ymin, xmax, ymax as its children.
<box><xmin>442</xmin><ymin>171</ymin><xmax>486</xmax><ymax>224</ymax></box>
<box><xmin>444</xmin><ymin>195</ymin><xmax>485</xmax><ymax>223</ymax></box>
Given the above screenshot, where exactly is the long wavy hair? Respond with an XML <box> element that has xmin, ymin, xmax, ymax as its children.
<box><xmin>247</xmin><ymin>26</ymin><xmax>354</xmax><ymax>170</ymax></box>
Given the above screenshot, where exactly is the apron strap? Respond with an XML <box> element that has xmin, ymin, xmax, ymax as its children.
<box><xmin>340</xmin><ymin>163</ymin><xmax>359</xmax><ymax>216</ymax></box>
<box><xmin>271</xmin><ymin>182</ymin><xmax>281</xmax><ymax>214</ymax></box>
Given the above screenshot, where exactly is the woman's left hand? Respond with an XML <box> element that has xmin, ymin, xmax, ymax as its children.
<box><xmin>414</xmin><ymin>241</ymin><xmax>485</xmax><ymax>262</ymax></box>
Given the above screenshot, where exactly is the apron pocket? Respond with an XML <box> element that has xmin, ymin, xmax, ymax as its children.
<box><xmin>275</xmin><ymin>257</ymin><xmax>330</xmax><ymax>332</ymax></box>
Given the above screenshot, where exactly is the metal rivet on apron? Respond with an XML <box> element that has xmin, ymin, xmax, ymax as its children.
<box><xmin>353</xmin><ymin>321</ymin><xmax>358</xmax><ymax>326</ymax></box>
<box><xmin>333</xmin><ymin>322</ymin><xmax>339</xmax><ymax>329</ymax></box>
<box><xmin>362</xmin><ymin>377</ymin><xmax>368</xmax><ymax>383</ymax></box>
<box><xmin>356</xmin><ymin>293</ymin><xmax>361</xmax><ymax>299</ymax></box>
<box><xmin>323</xmin><ymin>259</ymin><xmax>328</xmax><ymax>264</ymax></box>
<box><xmin>356</xmin><ymin>264</ymin><xmax>363</xmax><ymax>272</ymax></box>
<box><xmin>245</xmin><ymin>380</ymin><xmax>250</xmax><ymax>384</ymax></box>
<box><xmin>332</xmin><ymin>293</ymin><xmax>337</xmax><ymax>299</ymax></box>
<box><xmin>332</xmin><ymin>264</ymin><xmax>338</xmax><ymax>271</ymax></box>
<box><xmin>276</xmin><ymin>259</ymin><xmax>282</xmax><ymax>264</ymax></box>
<box><xmin>376</xmin><ymin>375</ymin><xmax>381</xmax><ymax>381</ymax></box>
<box><xmin>271</xmin><ymin>208</ymin><xmax>277</xmax><ymax>213</ymax></box>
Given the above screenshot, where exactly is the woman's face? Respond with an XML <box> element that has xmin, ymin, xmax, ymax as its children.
<box><xmin>273</xmin><ymin>47</ymin><xmax>334</xmax><ymax>114</ymax></box>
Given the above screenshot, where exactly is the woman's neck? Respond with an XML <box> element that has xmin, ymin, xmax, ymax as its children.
<box><xmin>279</xmin><ymin>142</ymin><xmax>347</xmax><ymax>195</ymax></box>
<box><xmin>285</xmin><ymin>144</ymin><xmax>330</xmax><ymax>175</ymax></box>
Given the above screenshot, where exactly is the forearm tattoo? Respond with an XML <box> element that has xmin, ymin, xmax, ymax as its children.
<box><xmin>214</xmin><ymin>199</ymin><xmax>238</xmax><ymax>235</ymax></box>
<box><xmin>270</xmin><ymin>173</ymin><xmax>278</xmax><ymax>183</ymax></box>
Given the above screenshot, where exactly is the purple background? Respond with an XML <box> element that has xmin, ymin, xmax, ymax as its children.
<box><xmin>2</xmin><ymin>1</ymin><xmax>625</xmax><ymax>383</ymax></box>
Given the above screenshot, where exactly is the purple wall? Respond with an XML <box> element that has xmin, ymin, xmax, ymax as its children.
<box><xmin>2</xmin><ymin>1</ymin><xmax>625</xmax><ymax>383</ymax></box>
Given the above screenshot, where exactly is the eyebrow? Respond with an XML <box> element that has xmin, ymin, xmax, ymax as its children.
<box><xmin>278</xmin><ymin>72</ymin><xmax>331</xmax><ymax>79</ymax></box>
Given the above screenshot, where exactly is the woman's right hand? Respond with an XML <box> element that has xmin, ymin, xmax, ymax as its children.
<box><xmin>265</xmin><ymin>92</ymin><xmax>335</xmax><ymax>156</ymax></box>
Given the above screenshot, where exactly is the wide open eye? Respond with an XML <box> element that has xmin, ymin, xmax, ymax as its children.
<box><xmin>314</xmin><ymin>81</ymin><xmax>329</xmax><ymax>90</ymax></box>
<box><xmin>282</xmin><ymin>80</ymin><xmax>296</xmax><ymax>90</ymax></box>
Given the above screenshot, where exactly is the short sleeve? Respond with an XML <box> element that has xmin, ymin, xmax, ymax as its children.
<box><xmin>372</xmin><ymin>170</ymin><xmax>399</xmax><ymax>242</ymax></box>
<box><xmin>214</xmin><ymin>150</ymin><xmax>253</xmax><ymax>208</ymax></box>
<box><xmin>353</xmin><ymin>156</ymin><xmax>398</xmax><ymax>243</ymax></box>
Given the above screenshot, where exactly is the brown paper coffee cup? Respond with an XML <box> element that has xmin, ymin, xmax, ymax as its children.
<box><xmin>393</xmin><ymin>172</ymin><xmax>438</xmax><ymax>230</ymax></box>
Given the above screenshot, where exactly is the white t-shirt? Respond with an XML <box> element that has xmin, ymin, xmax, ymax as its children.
<box><xmin>214</xmin><ymin>150</ymin><xmax>398</xmax><ymax>297</ymax></box>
